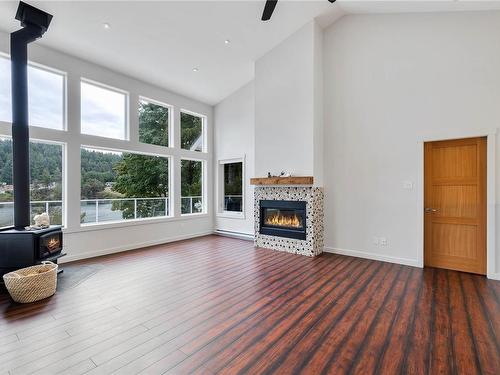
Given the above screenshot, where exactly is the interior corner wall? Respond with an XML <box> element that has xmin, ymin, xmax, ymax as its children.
<box><xmin>313</xmin><ymin>21</ymin><xmax>324</xmax><ymax>187</ymax></box>
<box><xmin>214</xmin><ymin>81</ymin><xmax>255</xmax><ymax>235</ymax></box>
<box><xmin>322</xmin><ymin>12</ymin><xmax>500</xmax><ymax>275</ymax></box>
<box><xmin>254</xmin><ymin>21</ymin><xmax>316</xmax><ymax>178</ymax></box>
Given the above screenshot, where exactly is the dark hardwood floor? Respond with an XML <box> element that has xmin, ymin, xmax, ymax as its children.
<box><xmin>0</xmin><ymin>235</ymin><xmax>498</xmax><ymax>375</ymax></box>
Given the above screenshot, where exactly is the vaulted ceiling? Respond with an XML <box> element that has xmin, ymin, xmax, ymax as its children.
<box><xmin>0</xmin><ymin>1</ymin><xmax>498</xmax><ymax>105</ymax></box>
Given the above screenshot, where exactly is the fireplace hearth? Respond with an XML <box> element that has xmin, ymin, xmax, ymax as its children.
<box><xmin>260</xmin><ymin>200</ymin><xmax>306</xmax><ymax>240</ymax></box>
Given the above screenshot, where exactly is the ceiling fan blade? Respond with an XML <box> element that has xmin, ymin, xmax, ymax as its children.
<box><xmin>261</xmin><ymin>0</ymin><xmax>278</xmax><ymax>21</ymax></box>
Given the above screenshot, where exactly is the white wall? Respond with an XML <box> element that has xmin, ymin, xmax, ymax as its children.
<box><xmin>214</xmin><ymin>82</ymin><xmax>255</xmax><ymax>235</ymax></box>
<box><xmin>323</xmin><ymin>12</ymin><xmax>500</xmax><ymax>275</ymax></box>
<box><xmin>254</xmin><ymin>21</ymin><xmax>323</xmax><ymax>183</ymax></box>
<box><xmin>0</xmin><ymin>31</ymin><xmax>214</xmax><ymax>262</ymax></box>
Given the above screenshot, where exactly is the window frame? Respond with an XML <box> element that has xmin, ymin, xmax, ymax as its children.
<box><xmin>180</xmin><ymin>157</ymin><xmax>206</xmax><ymax>216</ymax></box>
<box><xmin>79</xmin><ymin>145</ymin><xmax>173</xmax><ymax>227</ymax></box>
<box><xmin>0</xmin><ymin>54</ymin><xmax>68</xmax><ymax>131</ymax></box>
<box><xmin>217</xmin><ymin>156</ymin><xmax>245</xmax><ymax>219</ymax></box>
<box><xmin>0</xmin><ymin>55</ymin><xmax>212</xmax><ymax>233</ymax></box>
<box><xmin>80</xmin><ymin>78</ymin><xmax>130</xmax><ymax>141</ymax></box>
<box><xmin>180</xmin><ymin>109</ymin><xmax>207</xmax><ymax>153</ymax></box>
<box><xmin>138</xmin><ymin>96</ymin><xmax>173</xmax><ymax>148</ymax></box>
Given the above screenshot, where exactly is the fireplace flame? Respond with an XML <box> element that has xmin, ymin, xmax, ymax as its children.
<box><xmin>265</xmin><ymin>212</ymin><xmax>302</xmax><ymax>228</ymax></box>
<box><xmin>47</xmin><ymin>237</ymin><xmax>60</xmax><ymax>251</ymax></box>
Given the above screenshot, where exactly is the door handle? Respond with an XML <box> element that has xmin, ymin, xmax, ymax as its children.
<box><xmin>425</xmin><ymin>207</ymin><xmax>438</xmax><ymax>213</ymax></box>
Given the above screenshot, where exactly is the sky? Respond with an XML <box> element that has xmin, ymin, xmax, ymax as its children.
<box><xmin>0</xmin><ymin>56</ymin><xmax>125</xmax><ymax>139</ymax></box>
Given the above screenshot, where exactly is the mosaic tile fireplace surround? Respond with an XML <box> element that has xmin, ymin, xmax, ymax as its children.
<box><xmin>254</xmin><ymin>186</ymin><xmax>324</xmax><ymax>256</ymax></box>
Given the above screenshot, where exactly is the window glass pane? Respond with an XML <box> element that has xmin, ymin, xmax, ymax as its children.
<box><xmin>28</xmin><ymin>66</ymin><xmax>65</xmax><ymax>130</ymax></box>
<box><xmin>223</xmin><ymin>162</ymin><xmax>242</xmax><ymax>212</ymax></box>
<box><xmin>0</xmin><ymin>137</ymin><xmax>63</xmax><ymax>227</ymax></box>
<box><xmin>81</xmin><ymin>147</ymin><xmax>169</xmax><ymax>224</ymax></box>
<box><xmin>181</xmin><ymin>159</ymin><xmax>203</xmax><ymax>214</ymax></box>
<box><xmin>0</xmin><ymin>57</ymin><xmax>11</xmax><ymax>123</ymax></box>
<box><xmin>81</xmin><ymin>81</ymin><xmax>127</xmax><ymax>140</ymax></box>
<box><xmin>0</xmin><ymin>56</ymin><xmax>65</xmax><ymax>130</ymax></box>
<box><xmin>139</xmin><ymin>99</ymin><xmax>169</xmax><ymax>147</ymax></box>
<box><xmin>181</xmin><ymin>112</ymin><xmax>203</xmax><ymax>152</ymax></box>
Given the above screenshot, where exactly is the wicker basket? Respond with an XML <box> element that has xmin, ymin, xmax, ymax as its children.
<box><xmin>3</xmin><ymin>261</ymin><xmax>58</xmax><ymax>303</ymax></box>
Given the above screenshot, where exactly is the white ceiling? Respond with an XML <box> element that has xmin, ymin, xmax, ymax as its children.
<box><xmin>0</xmin><ymin>1</ymin><xmax>499</xmax><ymax>105</ymax></box>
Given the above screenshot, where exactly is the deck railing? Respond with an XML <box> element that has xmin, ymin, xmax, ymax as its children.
<box><xmin>0</xmin><ymin>195</ymin><xmax>210</xmax><ymax>227</ymax></box>
<box><xmin>223</xmin><ymin>195</ymin><xmax>243</xmax><ymax>212</ymax></box>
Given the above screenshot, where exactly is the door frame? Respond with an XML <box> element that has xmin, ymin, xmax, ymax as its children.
<box><xmin>417</xmin><ymin>128</ymin><xmax>497</xmax><ymax>279</ymax></box>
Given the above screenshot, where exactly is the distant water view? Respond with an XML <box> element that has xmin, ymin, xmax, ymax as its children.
<box><xmin>0</xmin><ymin>197</ymin><xmax>195</xmax><ymax>227</ymax></box>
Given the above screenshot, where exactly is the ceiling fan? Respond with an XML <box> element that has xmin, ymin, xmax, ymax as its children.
<box><xmin>262</xmin><ymin>0</ymin><xmax>337</xmax><ymax>21</ymax></box>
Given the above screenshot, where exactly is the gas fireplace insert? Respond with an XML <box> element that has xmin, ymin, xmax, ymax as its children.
<box><xmin>259</xmin><ymin>200</ymin><xmax>307</xmax><ymax>240</ymax></box>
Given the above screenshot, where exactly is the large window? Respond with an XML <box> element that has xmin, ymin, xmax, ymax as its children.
<box><xmin>0</xmin><ymin>137</ymin><xmax>63</xmax><ymax>228</ymax></box>
<box><xmin>0</xmin><ymin>56</ymin><xmax>65</xmax><ymax>130</ymax></box>
<box><xmin>81</xmin><ymin>80</ymin><xmax>127</xmax><ymax>140</ymax></box>
<box><xmin>181</xmin><ymin>159</ymin><xmax>204</xmax><ymax>215</ymax></box>
<box><xmin>80</xmin><ymin>147</ymin><xmax>169</xmax><ymax>224</ymax></box>
<box><xmin>139</xmin><ymin>98</ymin><xmax>170</xmax><ymax>147</ymax></box>
<box><xmin>181</xmin><ymin>111</ymin><xmax>204</xmax><ymax>152</ymax></box>
<box><xmin>1</xmin><ymin>55</ymin><xmax>210</xmax><ymax>229</ymax></box>
<box><xmin>220</xmin><ymin>160</ymin><xmax>243</xmax><ymax>214</ymax></box>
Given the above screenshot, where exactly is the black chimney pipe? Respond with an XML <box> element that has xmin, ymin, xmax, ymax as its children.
<box><xmin>10</xmin><ymin>2</ymin><xmax>52</xmax><ymax>229</ymax></box>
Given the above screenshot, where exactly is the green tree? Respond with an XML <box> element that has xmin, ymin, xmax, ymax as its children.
<box><xmin>81</xmin><ymin>178</ymin><xmax>105</xmax><ymax>199</ymax></box>
<box><xmin>180</xmin><ymin>112</ymin><xmax>202</xmax><ymax>151</ymax></box>
<box><xmin>112</xmin><ymin>154</ymin><xmax>169</xmax><ymax>219</ymax></box>
<box><xmin>139</xmin><ymin>101</ymin><xmax>169</xmax><ymax>147</ymax></box>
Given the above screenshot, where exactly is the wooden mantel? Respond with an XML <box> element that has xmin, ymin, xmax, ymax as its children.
<box><xmin>250</xmin><ymin>176</ymin><xmax>314</xmax><ymax>185</ymax></box>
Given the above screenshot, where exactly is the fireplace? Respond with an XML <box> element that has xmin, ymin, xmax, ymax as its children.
<box><xmin>254</xmin><ymin>186</ymin><xmax>323</xmax><ymax>256</ymax></box>
<box><xmin>259</xmin><ymin>200</ymin><xmax>307</xmax><ymax>240</ymax></box>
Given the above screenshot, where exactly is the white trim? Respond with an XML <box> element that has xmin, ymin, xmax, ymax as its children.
<box><xmin>488</xmin><ymin>273</ymin><xmax>500</xmax><ymax>281</ymax></box>
<box><xmin>416</xmin><ymin>128</ymin><xmax>497</xmax><ymax>276</ymax></box>
<box><xmin>66</xmin><ymin>212</ymin><xmax>208</xmax><ymax>234</ymax></box>
<box><xmin>324</xmin><ymin>246</ymin><xmax>421</xmax><ymax>268</ymax></box>
<box><xmin>60</xmin><ymin>230</ymin><xmax>213</xmax><ymax>263</ymax></box>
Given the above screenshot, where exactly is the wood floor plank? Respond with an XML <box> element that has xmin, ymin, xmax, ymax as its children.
<box><xmin>460</xmin><ymin>273</ymin><xmax>500</xmax><ymax>375</ymax></box>
<box><xmin>209</xmin><ymin>258</ymin><xmax>377</xmax><ymax>374</ymax></box>
<box><xmin>447</xmin><ymin>271</ymin><xmax>482</xmax><ymax>375</ymax></box>
<box><xmin>0</xmin><ymin>235</ymin><xmax>498</xmax><ymax>375</ymax></box>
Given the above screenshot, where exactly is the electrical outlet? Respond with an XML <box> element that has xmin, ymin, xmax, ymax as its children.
<box><xmin>380</xmin><ymin>237</ymin><xmax>387</xmax><ymax>246</ymax></box>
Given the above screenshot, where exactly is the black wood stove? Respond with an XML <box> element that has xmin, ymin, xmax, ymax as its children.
<box><xmin>0</xmin><ymin>2</ymin><xmax>65</xmax><ymax>277</ymax></box>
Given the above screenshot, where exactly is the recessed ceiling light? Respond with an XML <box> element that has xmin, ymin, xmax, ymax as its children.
<box><xmin>192</xmin><ymin>67</ymin><xmax>199</xmax><ymax>72</ymax></box>
<box><xmin>103</xmin><ymin>23</ymin><xmax>111</xmax><ymax>30</ymax></box>
<box><xmin>224</xmin><ymin>39</ymin><xmax>231</xmax><ymax>45</ymax></box>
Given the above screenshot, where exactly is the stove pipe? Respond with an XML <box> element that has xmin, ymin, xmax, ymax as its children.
<box><xmin>10</xmin><ymin>2</ymin><xmax>52</xmax><ymax>229</ymax></box>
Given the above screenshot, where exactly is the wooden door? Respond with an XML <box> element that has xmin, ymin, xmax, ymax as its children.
<box><xmin>424</xmin><ymin>137</ymin><xmax>486</xmax><ymax>275</ymax></box>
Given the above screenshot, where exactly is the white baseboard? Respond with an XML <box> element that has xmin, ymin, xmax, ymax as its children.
<box><xmin>487</xmin><ymin>273</ymin><xmax>500</xmax><ymax>280</ymax></box>
<box><xmin>324</xmin><ymin>246</ymin><xmax>422</xmax><ymax>268</ymax></box>
<box><xmin>213</xmin><ymin>230</ymin><xmax>254</xmax><ymax>241</ymax></box>
<box><xmin>60</xmin><ymin>230</ymin><xmax>213</xmax><ymax>263</ymax></box>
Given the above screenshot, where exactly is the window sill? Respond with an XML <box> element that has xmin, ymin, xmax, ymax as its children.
<box><xmin>180</xmin><ymin>212</ymin><xmax>207</xmax><ymax>217</ymax></box>
<box><xmin>217</xmin><ymin>212</ymin><xmax>245</xmax><ymax>220</ymax></box>
<box><xmin>64</xmin><ymin>213</ymin><xmax>209</xmax><ymax>234</ymax></box>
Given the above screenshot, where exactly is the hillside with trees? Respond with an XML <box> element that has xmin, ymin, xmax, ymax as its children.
<box><xmin>0</xmin><ymin>102</ymin><xmax>203</xmax><ymax>220</ymax></box>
